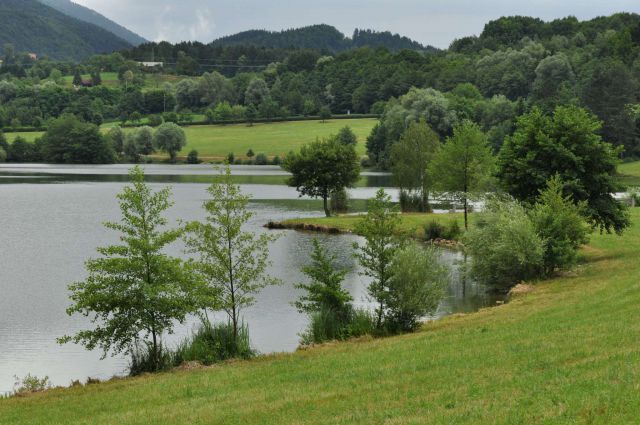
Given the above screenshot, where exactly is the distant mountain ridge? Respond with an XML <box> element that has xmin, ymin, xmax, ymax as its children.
<box><xmin>0</xmin><ymin>0</ymin><xmax>131</xmax><ymax>61</ymax></box>
<box><xmin>211</xmin><ymin>24</ymin><xmax>438</xmax><ymax>53</ymax></box>
<box><xmin>38</xmin><ymin>0</ymin><xmax>147</xmax><ymax>46</ymax></box>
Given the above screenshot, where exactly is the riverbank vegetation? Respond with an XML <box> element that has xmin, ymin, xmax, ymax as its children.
<box><xmin>2</xmin><ymin>209</ymin><xmax>640</xmax><ymax>423</ymax></box>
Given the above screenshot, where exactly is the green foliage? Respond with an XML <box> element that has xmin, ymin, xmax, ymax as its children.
<box><xmin>336</xmin><ymin>126</ymin><xmax>357</xmax><ymax>146</ymax></box>
<box><xmin>58</xmin><ymin>167</ymin><xmax>194</xmax><ymax>371</ymax></box>
<box><xmin>529</xmin><ymin>176</ymin><xmax>591</xmax><ymax>275</ymax></box>
<box><xmin>187</xmin><ymin>149</ymin><xmax>199</xmax><ymax>164</ymax></box>
<box><xmin>12</xmin><ymin>374</ymin><xmax>51</xmax><ymax>395</ymax></box>
<box><xmin>391</xmin><ymin>119</ymin><xmax>440</xmax><ymax>212</ymax></box>
<box><xmin>300</xmin><ymin>307</ymin><xmax>376</xmax><ymax>345</ymax></box>
<box><xmin>354</xmin><ymin>189</ymin><xmax>403</xmax><ymax>328</ymax></box>
<box><xmin>294</xmin><ymin>239</ymin><xmax>353</xmax><ymax>320</ymax></box>
<box><xmin>498</xmin><ymin>105</ymin><xmax>630</xmax><ymax>234</ymax></box>
<box><xmin>385</xmin><ymin>244</ymin><xmax>449</xmax><ymax>332</ymax></box>
<box><xmin>41</xmin><ymin>114</ymin><xmax>115</xmax><ymax>164</ymax></box>
<box><xmin>129</xmin><ymin>342</ymin><xmax>174</xmax><ymax>376</ymax></box>
<box><xmin>283</xmin><ymin>137</ymin><xmax>360</xmax><ymax>217</ymax></box>
<box><xmin>148</xmin><ymin>114</ymin><xmax>164</xmax><ymax>127</ymax></box>
<box><xmin>464</xmin><ymin>196</ymin><xmax>544</xmax><ymax>291</ymax></box>
<box><xmin>183</xmin><ymin>166</ymin><xmax>281</xmax><ymax>341</ymax></box>
<box><xmin>172</xmin><ymin>321</ymin><xmax>255</xmax><ymax>366</ymax></box>
<box><xmin>254</xmin><ymin>153</ymin><xmax>268</xmax><ymax>165</ymax></box>
<box><xmin>319</xmin><ymin>106</ymin><xmax>332</xmax><ymax>122</ymax></box>
<box><xmin>330</xmin><ymin>188</ymin><xmax>350</xmax><ymax>214</ymax></box>
<box><xmin>431</xmin><ymin>120</ymin><xmax>495</xmax><ymax>228</ymax></box>
<box><xmin>0</xmin><ymin>147</ymin><xmax>6</xmax><ymax>163</ymax></box>
<box><xmin>153</xmin><ymin>122</ymin><xmax>186</xmax><ymax>162</ymax></box>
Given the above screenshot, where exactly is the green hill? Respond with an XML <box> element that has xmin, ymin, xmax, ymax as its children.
<box><xmin>38</xmin><ymin>0</ymin><xmax>147</xmax><ymax>46</ymax></box>
<box><xmin>0</xmin><ymin>0</ymin><xmax>131</xmax><ymax>61</ymax></box>
<box><xmin>212</xmin><ymin>24</ymin><xmax>438</xmax><ymax>53</ymax></box>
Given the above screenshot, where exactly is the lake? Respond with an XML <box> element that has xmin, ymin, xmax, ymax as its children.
<box><xmin>0</xmin><ymin>165</ymin><xmax>497</xmax><ymax>394</ymax></box>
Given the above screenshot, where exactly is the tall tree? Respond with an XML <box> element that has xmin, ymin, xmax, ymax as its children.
<box><xmin>153</xmin><ymin>122</ymin><xmax>187</xmax><ymax>163</ymax></box>
<box><xmin>390</xmin><ymin>119</ymin><xmax>440</xmax><ymax>212</ymax></box>
<box><xmin>283</xmin><ymin>137</ymin><xmax>360</xmax><ymax>217</ymax></box>
<box><xmin>184</xmin><ymin>166</ymin><xmax>280</xmax><ymax>341</ymax></box>
<box><xmin>431</xmin><ymin>121</ymin><xmax>495</xmax><ymax>229</ymax></box>
<box><xmin>58</xmin><ymin>167</ymin><xmax>193</xmax><ymax>370</ymax></box>
<box><xmin>354</xmin><ymin>189</ymin><xmax>403</xmax><ymax>329</ymax></box>
<box><xmin>497</xmin><ymin>105</ymin><xmax>630</xmax><ymax>234</ymax></box>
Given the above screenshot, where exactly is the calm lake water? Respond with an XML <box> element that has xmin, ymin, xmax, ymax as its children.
<box><xmin>0</xmin><ymin>165</ymin><xmax>496</xmax><ymax>394</ymax></box>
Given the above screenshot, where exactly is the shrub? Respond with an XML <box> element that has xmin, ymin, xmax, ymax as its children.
<box><xmin>173</xmin><ymin>321</ymin><xmax>254</xmax><ymax>366</ymax></box>
<box><xmin>444</xmin><ymin>219</ymin><xmax>462</xmax><ymax>240</ymax></box>
<box><xmin>254</xmin><ymin>153</ymin><xmax>268</xmax><ymax>165</ymax></box>
<box><xmin>226</xmin><ymin>152</ymin><xmax>235</xmax><ymax>164</ymax></box>
<box><xmin>464</xmin><ymin>196</ymin><xmax>544</xmax><ymax>291</ymax></box>
<box><xmin>148</xmin><ymin>114</ymin><xmax>164</xmax><ymax>127</ymax></box>
<box><xmin>529</xmin><ymin>176</ymin><xmax>590</xmax><ymax>275</ymax></box>
<box><xmin>163</xmin><ymin>111</ymin><xmax>179</xmax><ymax>123</ymax></box>
<box><xmin>13</xmin><ymin>374</ymin><xmax>51</xmax><ymax>395</ymax></box>
<box><xmin>187</xmin><ymin>149</ymin><xmax>199</xmax><ymax>164</ymax></box>
<box><xmin>272</xmin><ymin>155</ymin><xmax>282</xmax><ymax>165</ymax></box>
<box><xmin>129</xmin><ymin>342</ymin><xmax>173</xmax><ymax>376</ymax></box>
<box><xmin>330</xmin><ymin>188</ymin><xmax>350</xmax><ymax>214</ymax></box>
<box><xmin>246</xmin><ymin>149</ymin><xmax>255</xmax><ymax>159</ymax></box>
<box><xmin>300</xmin><ymin>307</ymin><xmax>376</xmax><ymax>345</ymax></box>
<box><xmin>424</xmin><ymin>220</ymin><xmax>446</xmax><ymax>240</ymax></box>
<box><xmin>385</xmin><ymin>244</ymin><xmax>449</xmax><ymax>332</ymax></box>
<box><xmin>0</xmin><ymin>147</ymin><xmax>6</xmax><ymax>163</ymax></box>
<box><xmin>399</xmin><ymin>190</ymin><xmax>423</xmax><ymax>212</ymax></box>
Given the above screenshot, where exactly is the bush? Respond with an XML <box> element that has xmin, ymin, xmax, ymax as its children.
<box><xmin>385</xmin><ymin>244</ymin><xmax>449</xmax><ymax>333</ymax></box>
<box><xmin>173</xmin><ymin>321</ymin><xmax>255</xmax><ymax>366</ymax></box>
<box><xmin>254</xmin><ymin>153</ymin><xmax>268</xmax><ymax>165</ymax></box>
<box><xmin>226</xmin><ymin>152</ymin><xmax>235</xmax><ymax>164</ymax></box>
<box><xmin>300</xmin><ymin>307</ymin><xmax>376</xmax><ymax>345</ymax></box>
<box><xmin>272</xmin><ymin>155</ymin><xmax>282</xmax><ymax>165</ymax></box>
<box><xmin>187</xmin><ymin>149</ymin><xmax>200</xmax><ymax>164</ymax></box>
<box><xmin>330</xmin><ymin>188</ymin><xmax>350</xmax><ymax>214</ymax></box>
<box><xmin>529</xmin><ymin>176</ymin><xmax>590</xmax><ymax>275</ymax></box>
<box><xmin>12</xmin><ymin>374</ymin><xmax>51</xmax><ymax>395</ymax></box>
<box><xmin>424</xmin><ymin>220</ymin><xmax>446</xmax><ymax>240</ymax></box>
<box><xmin>129</xmin><ymin>342</ymin><xmax>174</xmax><ymax>376</ymax></box>
<box><xmin>444</xmin><ymin>219</ymin><xmax>462</xmax><ymax>240</ymax></box>
<box><xmin>0</xmin><ymin>147</ymin><xmax>6</xmax><ymax>162</ymax></box>
<box><xmin>148</xmin><ymin>114</ymin><xmax>164</xmax><ymax>127</ymax></box>
<box><xmin>163</xmin><ymin>111</ymin><xmax>179</xmax><ymax>123</ymax></box>
<box><xmin>464</xmin><ymin>196</ymin><xmax>544</xmax><ymax>291</ymax></box>
<box><xmin>399</xmin><ymin>190</ymin><xmax>423</xmax><ymax>212</ymax></box>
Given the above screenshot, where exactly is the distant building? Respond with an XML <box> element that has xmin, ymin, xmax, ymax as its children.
<box><xmin>138</xmin><ymin>61</ymin><xmax>163</xmax><ymax>68</ymax></box>
<box><xmin>28</xmin><ymin>53</ymin><xmax>37</xmax><ymax>61</ymax></box>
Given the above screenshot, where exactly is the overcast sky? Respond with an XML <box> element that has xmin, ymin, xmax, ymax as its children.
<box><xmin>74</xmin><ymin>0</ymin><xmax>640</xmax><ymax>48</ymax></box>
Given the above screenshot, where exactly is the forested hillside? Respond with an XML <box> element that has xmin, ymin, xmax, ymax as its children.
<box><xmin>0</xmin><ymin>0</ymin><xmax>131</xmax><ymax>60</ymax></box>
<box><xmin>2</xmin><ymin>13</ymin><xmax>640</xmax><ymax>163</ymax></box>
<box><xmin>39</xmin><ymin>0</ymin><xmax>147</xmax><ymax>46</ymax></box>
<box><xmin>210</xmin><ymin>24</ymin><xmax>431</xmax><ymax>53</ymax></box>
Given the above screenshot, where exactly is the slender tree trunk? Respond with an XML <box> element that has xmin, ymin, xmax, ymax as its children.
<box><xmin>323</xmin><ymin>192</ymin><xmax>331</xmax><ymax>217</ymax></box>
<box><xmin>464</xmin><ymin>196</ymin><xmax>468</xmax><ymax>230</ymax></box>
<box><xmin>151</xmin><ymin>326</ymin><xmax>158</xmax><ymax>371</ymax></box>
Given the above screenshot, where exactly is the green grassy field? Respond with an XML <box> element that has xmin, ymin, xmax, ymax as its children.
<box><xmin>3</xmin><ymin>209</ymin><xmax>640</xmax><ymax>424</ymax></box>
<box><xmin>2</xmin><ymin>119</ymin><xmax>377</xmax><ymax>160</ymax></box>
<box><xmin>62</xmin><ymin>73</ymin><xmax>195</xmax><ymax>91</ymax></box>
<box><xmin>618</xmin><ymin>161</ymin><xmax>640</xmax><ymax>186</ymax></box>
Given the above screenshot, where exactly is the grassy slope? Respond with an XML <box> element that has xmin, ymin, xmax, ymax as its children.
<box><xmin>2</xmin><ymin>210</ymin><xmax>640</xmax><ymax>424</ymax></box>
<box><xmin>2</xmin><ymin>119</ymin><xmax>377</xmax><ymax>160</ymax></box>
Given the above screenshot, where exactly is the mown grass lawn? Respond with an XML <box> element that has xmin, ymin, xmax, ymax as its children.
<box><xmin>3</xmin><ymin>210</ymin><xmax>640</xmax><ymax>424</ymax></box>
<box><xmin>2</xmin><ymin>118</ymin><xmax>377</xmax><ymax>161</ymax></box>
<box><xmin>618</xmin><ymin>161</ymin><xmax>640</xmax><ymax>187</ymax></box>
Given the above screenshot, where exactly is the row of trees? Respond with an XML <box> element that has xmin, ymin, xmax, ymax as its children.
<box><xmin>59</xmin><ymin>167</ymin><xmax>448</xmax><ymax>372</ymax></box>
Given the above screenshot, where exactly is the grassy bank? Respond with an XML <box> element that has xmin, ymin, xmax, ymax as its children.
<box><xmin>2</xmin><ymin>118</ymin><xmax>377</xmax><ymax>161</ymax></box>
<box><xmin>282</xmin><ymin>212</ymin><xmax>469</xmax><ymax>238</ymax></box>
<box><xmin>618</xmin><ymin>161</ymin><xmax>640</xmax><ymax>186</ymax></box>
<box><xmin>3</xmin><ymin>210</ymin><xmax>639</xmax><ymax>423</ymax></box>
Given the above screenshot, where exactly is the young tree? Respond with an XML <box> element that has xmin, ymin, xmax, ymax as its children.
<box><xmin>390</xmin><ymin>119</ymin><xmax>440</xmax><ymax>212</ymax></box>
<box><xmin>153</xmin><ymin>122</ymin><xmax>186</xmax><ymax>163</ymax></box>
<box><xmin>431</xmin><ymin>121</ymin><xmax>495</xmax><ymax>229</ymax></box>
<box><xmin>58</xmin><ymin>167</ymin><xmax>193</xmax><ymax>370</ymax></box>
<box><xmin>184</xmin><ymin>166</ymin><xmax>281</xmax><ymax>341</ymax></box>
<box><xmin>245</xmin><ymin>104</ymin><xmax>258</xmax><ymax>126</ymax></box>
<box><xmin>283</xmin><ymin>137</ymin><xmax>361</xmax><ymax>217</ymax></box>
<box><xmin>319</xmin><ymin>106</ymin><xmax>332</xmax><ymax>123</ymax></box>
<box><xmin>336</xmin><ymin>126</ymin><xmax>358</xmax><ymax>146</ymax></box>
<box><xmin>244</xmin><ymin>78</ymin><xmax>269</xmax><ymax>105</ymax></box>
<box><xmin>354</xmin><ymin>189</ymin><xmax>403</xmax><ymax>328</ymax></box>
<box><xmin>529</xmin><ymin>176</ymin><xmax>591</xmax><ymax>275</ymax></box>
<box><xmin>72</xmin><ymin>69</ymin><xmax>82</xmax><ymax>86</ymax></box>
<box><xmin>295</xmin><ymin>239</ymin><xmax>353</xmax><ymax>321</ymax></box>
<box><xmin>386</xmin><ymin>244</ymin><xmax>449</xmax><ymax>332</ymax></box>
<box><xmin>498</xmin><ymin>105</ymin><xmax>630</xmax><ymax>234</ymax></box>
<box><xmin>106</xmin><ymin>126</ymin><xmax>125</xmax><ymax>156</ymax></box>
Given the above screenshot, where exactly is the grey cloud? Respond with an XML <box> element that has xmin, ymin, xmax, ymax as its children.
<box><xmin>75</xmin><ymin>0</ymin><xmax>640</xmax><ymax>48</ymax></box>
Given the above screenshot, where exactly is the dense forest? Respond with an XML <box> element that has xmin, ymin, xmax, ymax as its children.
<box><xmin>1</xmin><ymin>13</ymin><xmax>640</xmax><ymax>161</ymax></box>
<box><xmin>0</xmin><ymin>0</ymin><xmax>131</xmax><ymax>61</ymax></box>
